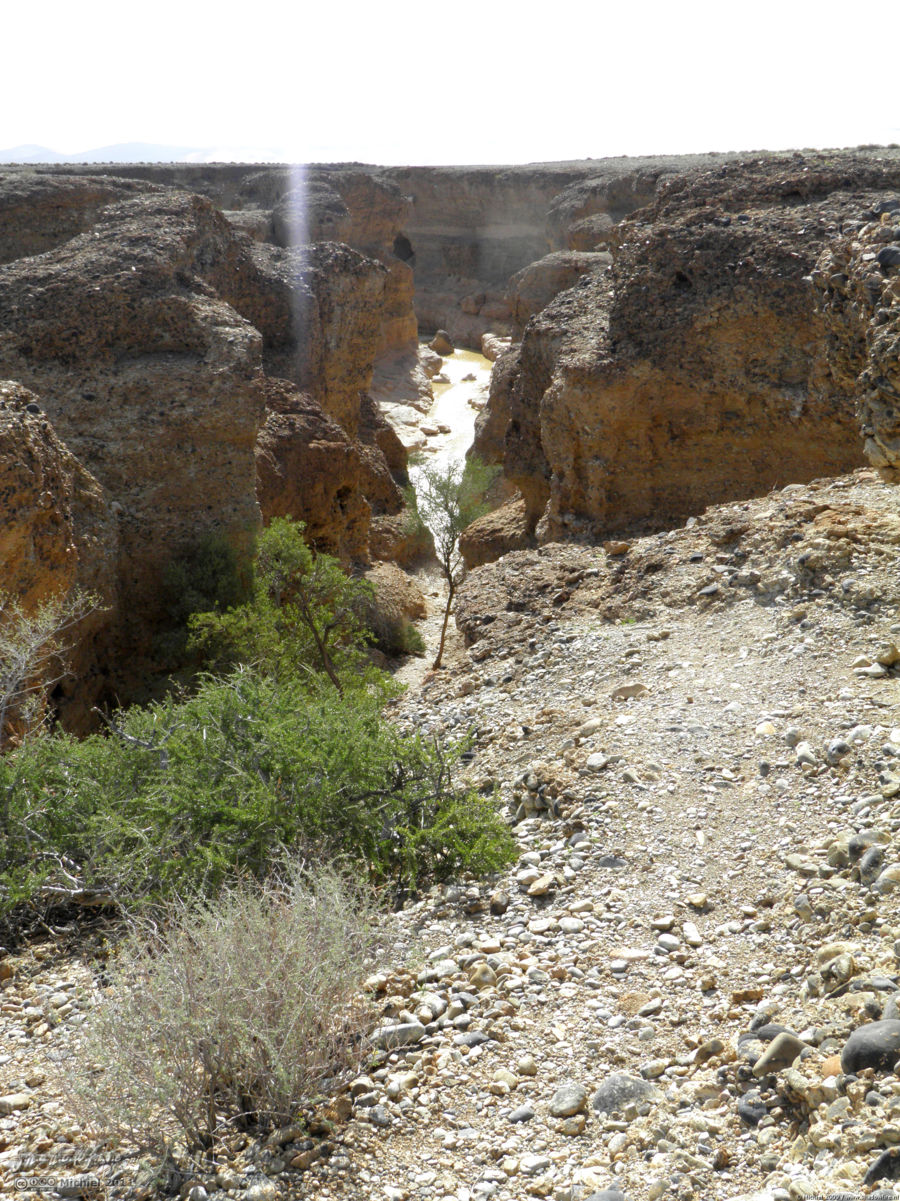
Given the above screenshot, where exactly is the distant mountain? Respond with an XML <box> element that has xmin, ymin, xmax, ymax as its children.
<box><xmin>0</xmin><ymin>142</ymin><xmax>287</xmax><ymax>164</ymax></box>
<box><xmin>0</xmin><ymin>144</ymin><xmax>68</xmax><ymax>163</ymax></box>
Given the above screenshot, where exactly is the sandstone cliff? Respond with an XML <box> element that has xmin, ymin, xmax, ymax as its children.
<box><xmin>0</xmin><ymin>179</ymin><xmax>411</xmax><ymax>702</ymax></box>
<box><xmin>0</xmin><ymin>173</ymin><xmax>162</xmax><ymax>265</ymax></box>
<box><xmin>482</xmin><ymin>155</ymin><xmax>900</xmax><ymax>548</ymax></box>
<box><xmin>0</xmin><ymin>191</ymin><xmax>267</xmax><ymax>661</ymax></box>
<box><xmin>0</xmin><ymin>381</ymin><xmax>118</xmax><ymax>731</ymax></box>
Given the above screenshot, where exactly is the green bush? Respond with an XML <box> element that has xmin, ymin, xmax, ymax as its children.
<box><xmin>64</xmin><ymin>862</ymin><xmax>384</xmax><ymax>1154</ymax></box>
<box><xmin>156</xmin><ymin>532</ymin><xmax>251</xmax><ymax>665</ymax></box>
<box><xmin>0</xmin><ymin>666</ymin><xmax>515</xmax><ymax>926</ymax></box>
<box><xmin>161</xmin><ymin>532</ymin><xmax>251</xmax><ymax>629</ymax></box>
<box><xmin>0</xmin><ymin>517</ymin><xmax>516</xmax><ymax>937</ymax></box>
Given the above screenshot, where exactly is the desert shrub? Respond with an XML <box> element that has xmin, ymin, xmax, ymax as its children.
<box><xmin>404</xmin><ymin>456</ymin><xmax>498</xmax><ymax>667</ymax></box>
<box><xmin>64</xmin><ymin>861</ymin><xmax>384</xmax><ymax>1154</ymax></box>
<box><xmin>0</xmin><ymin>665</ymin><xmax>516</xmax><ymax>927</ymax></box>
<box><xmin>155</xmin><ymin>531</ymin><xmax>251</xmax><ymax>665</ymax></box>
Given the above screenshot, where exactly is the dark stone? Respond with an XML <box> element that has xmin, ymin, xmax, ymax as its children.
<box><xmin>841</xmin><ymin>1020</ymin><xmax>900</xmax><ymax>1075</ymax></box>
<box><xmin>453</xmin><ymin>1030</ymin><xmax>490</xmax><ymax>1048</ymax></box>
<box><xmin>863</xmin><ymin>1145</ymin><xmax>900</xmax><ymax>1186</ymax></box>
<box><xmin>876</xmin><ymin>245</ymin><xmax>900</xmax><ymax>269</ymax></box>
<box><xmin>452</xmin><ymin>991</ymin><xmax>478</xmax><ymax>1009</ymax></box>
<box><xmin>849</xmin><ymin>830</ymin><xmax>883</xmax><ymax>862</ymax></box>
<box><xmin>591</xmin><ymin>1073</ymin><xmax>658</xmax><ymax>1116</ymax></box>
<box><xmin>430</xmin><ymin>329</ymin><xmax>454</xmax><ymax>356</ymax></box>
<box><xmin>596</xmin><ymin>855</ymin><xmax>628</xmax><ymax>869</ymax></box>
<box><xmin>860</xmin><ymin>844</ymin><xmax>886</xmax><ymax>885</ymax></box>
<box><xmin>850</xmin><ymin>975</ymin><xmax>899</xmax><ymax>994</ymax></box>
<box><xmin>369</xmin><ymin>1105</ymin><xmax>392</xmax><ymax>1128</ymax></box>
<box><xmin>737</xmin><ymin>1091</ymin><xmax>767</xmax><ymax>1126</ymax></box>
<box><xmin>744</xmin><ymin>1020</ymin><xmax>794</xmax><ymax>1039</ymax></box>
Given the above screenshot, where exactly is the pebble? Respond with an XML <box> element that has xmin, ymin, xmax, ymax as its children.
<box><xmin>508</xmin><ymin>1105</ymin><xmax>535</xmax><ymax>1123</ymax></box>
<box><xmin>370</xmin><ymin>1022</ymin><xmax>427</xmax><ymax>1049</ymax></box>
<box><xmin>592</xmin><ymin>1073</ymin><xmax>658</xmax><ymax>1115</ymax></box>
<box><xmin>752</xmin><ymin>1032</ymin><xmax>807</xmax><ymax>1077</ymax></box>
<box><xmin>549</xmin><ymin>1082</ymin><xmax>588</xmax><ymax>1117</ymax></box>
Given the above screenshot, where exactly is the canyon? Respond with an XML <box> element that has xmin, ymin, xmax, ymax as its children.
<box><xmin>2</xmin><ymin>148</ymin><xmax>900</xmax><ymax>717</ymax></box>
<box><xmin>3</xmin><ymin>148</ymin><xmax>900</xmax><ymax>1201</ymax></box>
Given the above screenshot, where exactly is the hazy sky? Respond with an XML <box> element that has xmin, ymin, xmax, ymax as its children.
<box><xmin>6</xmin><ymin>0</ymin><xmax>898</xmax><ymax>164</ymax></box>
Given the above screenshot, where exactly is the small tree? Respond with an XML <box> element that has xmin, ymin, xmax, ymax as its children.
<box><xmin>406</xmin><ymin>458</ymin><xmax>496</xmax><ymax>669</ymax></box>
<box><xmin>190</xmin><ymin>518</ymin><xmax>374</xmax><ymax>696</ymax></box>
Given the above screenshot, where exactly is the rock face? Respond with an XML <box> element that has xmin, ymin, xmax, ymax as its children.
<box><xmin>377</xmin><ymin>164</ymin><xmax>602</xmax><ymax>346</ymax></box>
<box><xmin>508</xmin><ymin>250</ymin><xmax>612</xmax><ymax>336</ymax></box>
<box><xmin>19</xmin><ymin>157</ymin><xmax>736</xmax><ymax>353</ymax></box>
<box><xmin>255</xmin><ymin>379</ymin><xmax>371</xmax><ymax>561</ymax></box>
<box><xmin>0</xmin><ymin>178</ymin><xmax>408</xmax><ymax>699</ymax></box>
<box><xmin>0</xmin><ymin>381</ymin><xmax>118</xmax><ymax>731</ymax></box>
<box><xmin>0</xmin><ymin>190</ymin><xmax>267</xmax><ymax>661</ymax></box>
<box><xmin>814</xmin><ymin>198</ymin><xmax>900</xmax><ymax>480</ymax></box>
<box><xmin>487</xmin><ymin>155</ymin><xmax>900</xmax><ymax>543</ymax></box>
<box><xmin>0</xmin><ymin>173</ymin><xmax>161</xmax><ymax>265</ymax></box>
<box><xmin>545</xmin><ymin>168</ymin><xmax>674</xmax><ymax>252</ymax></box>
<box><xmin>379</xmin><ymin>158</ymin><xmax>730</xmax><ymax>346</ymax></box>
<box><xmin>241</xmin><ymin>238</ymin><xmax>387</xmax><ymax>436</ymax></box>
<box><xmin>272</xmin><ymin>169</ymin><xmax>418</xmax><ymax>359</ymax></box>
<box><xmin>458</xmin><ymin>496</ymin><xmax>533</xmax><ymax>570</ymax></box>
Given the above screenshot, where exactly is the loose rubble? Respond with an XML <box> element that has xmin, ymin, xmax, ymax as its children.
<box><xmin>4</xmin><ymin>468</ymin><xmax>900</xmax><ymax>1200</ymax></box>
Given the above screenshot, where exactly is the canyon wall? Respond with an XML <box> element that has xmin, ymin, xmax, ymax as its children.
<box><xmin>0</xmin><ymin>175</ymin><xmax>412</xmax><ymax>710</ymax></box>
<box><xmin>814</xmin><ymin>197</ymin><xmax>900</xmax><ymax>480</ymax></box>
<box><xmin>4</xmin><ymin>152</ymin><xmax>900</xmax><ymax>703</ymax></box>
<box><xmin>477</xmin><ymin>154</ymin><xmax>900</xmax><ymax>550</ymax></box>
<box><xmin>0</xmin><ymin>381</ymin><xmax>118</xmax><ymax>731</ymax></box>
<box><xmin>378</xmin><ymin>160</ymin><xmax>704</xmax><ymax>346</ymax></box>
<box><xmin>39</xmin><ymin>158</ymin><xmax>725</xmax><ymax>350</ymax></box>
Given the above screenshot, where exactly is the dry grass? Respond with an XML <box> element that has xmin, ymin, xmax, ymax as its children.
<box><xmin>63</xmin><ymin>861</ymin><xmax>387</xmax><ymax>1156</ymax></box>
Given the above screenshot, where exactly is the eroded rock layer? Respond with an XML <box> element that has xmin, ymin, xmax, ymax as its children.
<box><xmin>0</xmin><ymin>191</ymin><xmax>268</xmax><ymax>655</ymax></box>
<box><xmin>489</xmin><ymin>155</ymin><xmax>900</xmax><ymax>545</ymax></box>
<box><xmin>0</xmin><ymin>381</ymin><xmax>118</xmax><ymax>730</ymax></box>
<box><xmin>0</xmin><ymin>178</ymin><xmax>410</xmax><ymax>700</ymax></box>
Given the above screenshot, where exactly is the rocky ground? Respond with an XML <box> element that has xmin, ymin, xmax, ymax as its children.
<box><xmin>4</xmin><ymin>468</ymin><xmax>900</xmax><ymax>1200</ymax></box>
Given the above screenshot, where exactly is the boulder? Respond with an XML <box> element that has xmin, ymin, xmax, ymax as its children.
<box><xmin>459</xmin><ymin>496</ymin><xmax>534</xmax><ymax>570</ymax></box>
<box><xmin>430</xmin><ymin>329</ymin><xmax>454</xmax><ymax>356</ymax></box>
<box><xmin>508</xmin><ymin>250</ymin><xmax>611</xmax><ymax>335</ymax></box>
